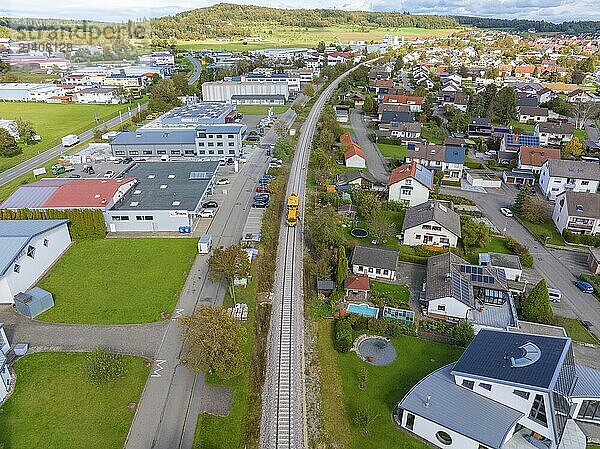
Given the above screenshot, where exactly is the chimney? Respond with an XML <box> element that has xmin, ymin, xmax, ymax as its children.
<box><xmin>424</xmin><ymin>395</ymin><xmax>431</xmax><ymax>408</ymax></box>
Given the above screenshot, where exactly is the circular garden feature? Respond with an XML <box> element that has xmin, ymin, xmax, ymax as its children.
<box><xmin>357</xmin><ymin>337</ymin><xmax>397</xmax><ymax>366</ymax></box>
<box><xmin>350</xmin><ymin>228</ymin><xmax>368</xmax><ymax>238</ymax></box>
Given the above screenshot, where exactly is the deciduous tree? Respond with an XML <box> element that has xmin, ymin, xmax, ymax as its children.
<box><xmin>208</xmin><ymin>245</ymin><xmax>251</xmax><ymax>302</ymax></box>
<box><xmin>15</xmin><ymin>118</ymin><xmax>36</xmax><ymax>144</ymax></box>
<box><xmin>368</xmin><ymin>214</ymin><xmax>395</xmax><ymax>243</ymax></box>
<box><xmin>562</xmin><ymin>137</ymin><xmax>584</xmax><ymax>159</ymax></box>
<box><xmin>460</xmin><ymin>216</ymin><xmax>490</xmax><ymax>252</ymax></box>
<box><xmin>521</xmin><ymin>195</ymin><xmax>549</xmax><ymax>224</ymax></box>
<box><xmin>0</xmin><ymin>128</ymin><xmax>20</xmax><ymax>157</ymax></box>
<box><xmin>180</xmin><ymin>306</ymin><xmax>247</xmax><ymax>378</ymax></box>
<box><xmin>336</xmin><ymin>245</ymin><xmax>349</xmax><ymax>288</ymax></box>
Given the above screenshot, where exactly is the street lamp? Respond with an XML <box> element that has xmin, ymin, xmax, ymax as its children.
<box><xmin>544</xmin><ymin>236</ymin><xmax>550</xmax><ymax>246</ymax></box>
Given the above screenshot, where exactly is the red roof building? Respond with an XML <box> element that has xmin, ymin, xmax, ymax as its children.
<box><xmin>344</xmin><ymin>276</ymin><xmax>370</xmax><ymax>292</ymax></box>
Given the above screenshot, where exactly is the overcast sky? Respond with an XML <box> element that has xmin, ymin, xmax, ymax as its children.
<box><xmin>2</xmin><ymin>0</ymin><xmax>599</xmax><ymax>23</ymax></box>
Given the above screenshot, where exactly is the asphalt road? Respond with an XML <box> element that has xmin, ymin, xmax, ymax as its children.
<box><xmin>584</xmin><ymin>118</ymin><xmax>599</xmax><ymax>146</ymax></box>
<box><xmin>349</xmin><ymin>108</ymin><xmax>389</xmax><ymax>183</ymax></box>
<box><xmin>444</xmin><ymin>185</ymin><xmax>600</xmax><ymax>331</ymax></box>
<box><xmin>185</xmin><ymin>55</ymin><xmax>202</xmax><ymax>85</ymax></box>
<box><xmin>0</xmin><ymin>103</ymin><xmax>147</xmax><ymax>187</ymax></box>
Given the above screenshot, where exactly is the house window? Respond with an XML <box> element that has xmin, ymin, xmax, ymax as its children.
<box><xmin>43</xmin><ymin>238</ymin><xmax>49</xmax><ymax>247</ymax></box>
<box><xmin>435</xmin><ymin>431</ymin><xmax>452</xmax><ymax>445</ymax></box>
<box><xmin>479</xmin><ymin>383</ymin><xmax>492</xmax><ymax>391</ymax></box>
<box><xmin>415</xmin><ymin>235</ymin><xmax>421</xmax><ymax>239</ymax></box>
<box><xmin>136</xmin><ymin>216</ymin><xmax>154</xmax><ymax>221</ymax></box>
<box><xmin>581</xmin><ymin>181</ymin><xmax>589</xmax><ymax>186</ymax></box>
<box><xmin>130</xmin><ymin>151</ymin><xmax>139</xmax><ymax>155</ymax></box>
<box><xmin>228</xmin><ymin>134</ymin><xmax>234</xmax><ymax>138</ymax></box>
<box><xmin>13</xmin><ymin>264</ymin><xmax>21</xmax><ymax>273</ymax></box>
<box><xmin>577</xmin><ymin>400</ymin><xmax>600</xmax><ymax>422</ymax></box>
<box><xmin>437</xmin><ymin>305</ymin><xmax>446</xmax><ymax>311</ymax></box>
<box><xmin>27</xmin><ymin>245</ymin><xmax>36</xmax><ymax>259</ymax></box>
<box><xmin>462</xmin><ymin>379</ymin><xmax>474</xmax><ymax>390</ymax></box>
<box><xmin>375</xmin><ymin>268</ymin><xmax>381</xmax><ymax>275</ymax></box>
<box><xmin>143</xmin><ymin>150</ymin><xmax>153</xmax><ymax>155</ymax></box>
<box><xmin>112</xmin><ymin>216</ymin><xmax>129</xmax><ymax>221</ymax></box>
<box><xmin>405</xmin><ymin>413</ymin><xmax>415</xmax><ymax>431</ymax></box>
<box><xmin>529</xmin><ymin>394</ymin><xmax>548</xmax><ymax>426</ymax></box>
<box><xmin>217</xmin><ymin>142</ymin><xmax>223</xmax><ymax>147</ymax></box>
<box><xmin>383</xmin><ymin>269</ymin><xmax>388</xmax><ymax>275</ymax></box>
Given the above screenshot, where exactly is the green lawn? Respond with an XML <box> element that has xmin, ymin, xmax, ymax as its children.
<box><xmin>0</xmin><ymin>72</ymin><xmax>60</xmax><ymax>83</ymax></box>
<box><xmin>319</xmin><ymin>320</ymin><xmax>463</xmax><ymax>449</ymax></box>
<box><xmin>574</xmin><ymin>128</ymin><xmax>588</xmax><ymax>142</ymax></box>
<box><xmin>235</xmin><ymin>105</ymin><xmax>289</xmax><ymax>116</ymax></box>
<box><xmin>37</xmin><ymin>238</ymin><xmax>197</xmax><ymax>324</ymax></box>
<box><xmin>193</xmin><ymin>282</ymin><xmax>257</xmax><ymax>449</ymax></box>
<box><xmin>378</xmin><ymin>143</ymin><xmax>407</xmax><ymax>159</ymax></box>
<box><xmin>370</xmin><ymin>280</ymin><xmax>409</xmax><ymax>305</ymax></box>
<box><xmin>515</xmin><ymin>214</ymin><xmax>565</xmax><ymax>246</ymax></box>
<box><xmin>421</xmin><ymin>122</ymin><xmax>448</xmax><ymax>145</ymax></box>
<box><xmin>553</xmin><ymin>316</ymin><xmax>598</xmax><ymax>344</ymax></box>
<box><xmin>465</xmin><ymin>236</ymin><xmax>511</xmax><ymax>264</ymax></box>
<box><xmin>0</xmin><ymin>352</ymin><xmax>149</xmax><ymax>449</ymax></box>
<box><xmin>509</xmin><ymin>120</ymin><xmax>535</xmax><ymax>132</ymax></box>
<box><xmin>0</xmin><ymin>101</ymin><xmax>144</xmax><ymax>173</ymax></box>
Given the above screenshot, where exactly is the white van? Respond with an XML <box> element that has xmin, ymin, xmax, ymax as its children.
<box><xmin>198</xmin><ymin>235</ymin><xmax>212</xmax><ymax>254</ymax></box>
<box><xmin>548</xmin><ymin>288</ymin><xmax>562</xmax><ymax>303</ymax></box>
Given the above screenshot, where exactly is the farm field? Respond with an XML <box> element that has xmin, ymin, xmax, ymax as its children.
<box><xmin>0</xmin><ymin>100</ymin><xmax>144</xmax><ymax>173</ymax></box>
<box><xmin>0</xmin><ymin>352</ymin><xmax>149</xmax><ymax>449</ymax></box>
<box><xmin>37</xmin><ymin>238</ymin><xmax>197</xmax><ymax>324</ymax></box>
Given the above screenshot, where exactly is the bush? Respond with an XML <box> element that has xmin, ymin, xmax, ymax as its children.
<box><xmin>84</xmin><ymin>347</ymin><xmax>126</xmax><ymax>384</ymax></box>
<box><xmin>522</xmin><ymin>279</ymin><xmax>553</xmax><ymax>324</ymax></box>
<box><xmin>347</xmin><ymin>314</ymin><xmax>369</xmax><ymax>332</ymax></box>
<box><xmin>505</xmin><ymin>236</ymin><xmax>534</xmax><ymax>268</ymax></box>
<box><xmin>452</xmin><ymin>321</ymin><xmax>475</xmax><ymax>347</ymax></box>
<box><xmin>0</xmin><ymin>208</ymin><xmax>106</xmax><ymax>239</ymax></box>
<box><xmin>381</xmin><ymin>200</ymin><xmax>406</xmax><ymax>212</ymax></box>
<box><xmin>367</xmin><ymin>318</ymin><xmax>389</xmax><ymax>334</ymax></box>
<box><xmin>434</xmin><ymin>193</ymin><xmax>475</xmax><ymax>206</ymax></box>
<box><xmin>385</xmin><ymin>321</ymin><xmax>417</xmax><ymax>337</ymax></box>
<box><xmin>334</xmin><ymin>319</ymin><xmax>354</xmax><ymax>353</ymax></box>
<box><xmin>564</xmin><ymin>230</ymin><xmax>600</xmax><ymax>247</ymax></box>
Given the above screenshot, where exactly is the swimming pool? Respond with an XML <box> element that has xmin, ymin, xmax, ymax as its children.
<box><xmin>347</xmin><ymin>303</ymin><xmax>379</xmax><ymax>318</ymax></box>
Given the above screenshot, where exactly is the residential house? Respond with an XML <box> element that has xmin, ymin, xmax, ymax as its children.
<box><xmin>341</xmin><ymin>133</ymin><xmax>366</xmax><ymax>168</ymax></box>
<box><xmin>467</xmin><ymin>118</ymin><xmax>510</xmax><ymax>138</ymax></box>
<box><xmin>0</xmin><ymin>220</ymin><xmax>71</xmax><ymax>304</ymax></box>
<box><xmin>341</xmin><ymin>91</ymin><xmax>365</xmax><ymax>108</ymax></box>
<box><xmin>333</xmin><ymin>104</ymin><xmax>350</xmax><ymax>123</ymax></box>
<box><xmin>552</xmin><ymin>191</ymin><xmax>600</xmax><ymax>235</ymax></box>
<box><xmin>373</xmin><ymin>79</ymin><xmax>394</xmax><ymax>100</ymax></box>
<box><xmin>351</xmin><ymin>245</ymin><xmax>398</xmax><ymax>280</ymax></box>
<box><xmin>405</xmin><ymin>142</ymin><xmax>465</xmax><ymax>180</ymax></box>
<box><xmin>394</xmin><ymin>329</ymin><xmax>597</xmax><ymax>449</ymax></box>
<box><xmin>587</xmin><ymin>248</ymin><xmax>600</xmax><ymax>275</ymax></box>
<box><xmin>334</xmin><ymin>170</ymin><xmax>381</xmax><ymax>190</ymax></box>
<box><xmin>566</xmin><ymin>89</ymin><xmax>600</xmax><ymax>103</ymax></box>
<box><xmin>344</xmin><ymin>276</ymin><xmax>370</xmax><ymax>301</ymax></box>
<box><xmin>381</xmin><ymin>94</ymin><xmax>424</xmax><ymax>113</ymax></box>
<box><xmin>438</xmin><ymin>91</ymin><xmax>469</xmax><ymax>112</ymax></box>
<box><xmin>499</xmin><ymin>134</ymin><xmax>541</xmax><ymax>164</ymax></box>
<box><xmin>478</xmin><ymin>252</ymin><xmax>523</xmax><ymax>282</ymax></box>
<box><xmin>517</xmin><ymin>146</ymin><xmax>561</xmax><ymax>174</ymax></box>
<box><xmin>518</xmin><ymin>106</ymin><xmax>549</xmax><ymax>123</ymax></box>
<box><xmin>498</xmin><ymin>64</ymin><xmax>513</xmax><ymax>77</ymax></box>
<box><xmin>419</xmin><ymin>252</ymin><xmax>516</xmax><ymax>330</ymax></box>
<box><xmin>515</xmin><ymin>65</ymin><xmax>536</xmax><ymax>78</ymax></box>
<box><xmin>73</xmin><ymin>87</ymin><xmax>124</xmax><ymax>104</ymax></box>
<box><xmin>379</xmin><ymin>121</ymin><xmax>422</xmax><ymax>141</ymax></box>
<box><xmin>402</xmin><ymin>201</ymin><xmax>461</xmax><ymax>248</ymax></box>
<box><xmin>0</xmin><ymin>323</ymin><xmax>11</xmax><ymax>403</ymax></box>
<box><xmin>387</xmin><ymin>162</ymin><xmax>433</xmax><ymax>206</ymax></box>
<box><xmin>539</xmin><ymin>159</ymin><xmax>600</xmax><ymax>200</ymax></box>
<box><xmin>535</xmin><ymin>122</ymin><xmax>574</xmax><ymax>146</ymax></box>
<box><xmin>379</xmin><ymin>109</ymin><xmax>414</xmax><ymax>124</ymax></box>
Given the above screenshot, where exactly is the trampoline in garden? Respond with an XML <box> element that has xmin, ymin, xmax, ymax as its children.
<box><xmin>350</xmin><ymin>228</ymin><xmax>368</xmax><ymax>238</ymax></box>
<box><xmin>357</xmin><ymin>337</ymin><xmax>397</xmax><ymax>366</ymax></box>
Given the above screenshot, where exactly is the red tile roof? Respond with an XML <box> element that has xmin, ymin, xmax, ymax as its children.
<box><xmin>381</xmin><ymin>94</ymin><xmax>424</xmax><ymax>105</ymax></box>
<box><xmin>519</xmin><ymin>146</ymin><xmax>561</xmax><ymax>167</ymax></box>
<box><xmin>44</xmin><ymin>178</ymin><xmax>136</xmax><ymax>208</ymax></box>
<box><xmin>341</xmin><ymin>133</ymin><xmax>366</xmax><ymax>160</ymax></box>
<box><xmin>374</xmin><ymin>79</ymin><xmax>393</xmax><ymax>88</ymax></box>
<box><xmin>344</xmin><ymin>276</ymin><xmax>370</xmax><ymax>291</ymax></box>
<box><xmin>388</xmin><ymin>161</ymin><xmax>433</xmax><ymax>189</ymax></box>
<box><xmin>515</xmin><ymin>65</ymin><xmax>536</xmax><ymax>74</ymax></box>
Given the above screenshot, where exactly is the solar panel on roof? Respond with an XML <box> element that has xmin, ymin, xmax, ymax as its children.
<box><xmin>189</xmin><ymin>172</ymin><xmax>212</xmax><ymax>180</ymax></box>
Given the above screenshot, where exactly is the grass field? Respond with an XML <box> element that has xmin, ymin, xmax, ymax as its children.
<box><xmin>370</xmin><ymin>280</ymin><xmax>410</xmax><ymax>304</ymax></box>
<box><xmin>317</xmin><ymin>320</ymin><xmax>463</xmax><ymax>449</ymax></box>
<box><xmin>0</xmin><ymin>352</ymin><xmax>149</xmax><ymax>449</ymax></box>
<box><xmin>378</xmin><ymin>143</ymin><xmax>407</xmax><ymax>159</ymax></box>
<box><xmin>193</xmin><ymin>282</ymin><xmax>256</xmax><ymax>449</ymax></box>
<box><xmin>37</xmin><ymin>238</ymin><xmax>197</xmax><ymax>324</ymax></box>
<box><xmin>509</xmin><ymin>120</ymin><xmax>535</xmax><ymax>132</ymax></box>
<box><xmin>177</xmin><ymin>26</ymin><xmax>462</xmax><ymax>51</ymax></box>
<box><xmin>0</xmin><ymin>72</ymin><xmax>60</xmax><ymax>83</ymax></box>
<box><xmin>553</xmin><ymin>316</ymin><xmax>598</xmax><ymax>344</ymax></box>
<box><xmin>515</xmin><ymin>214</ymin><xmax>565</xmax><ymax>246</ymax></box>
<box><xmin>465</xmin><ymin>236</ymin><xmax>512</xmax><ymax>264</ymax></box>
<box><xmin>236</xmin><ymin>105</ymin><xmax>289</xmax><ymax>116</ymax></box>
<box><xmin>0</xmin><ymin>100</ymin><xmax>144</xmax><ymax>173</ymax></box>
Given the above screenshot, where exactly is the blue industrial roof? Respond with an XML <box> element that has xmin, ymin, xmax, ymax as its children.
<box><xmin>445</xmin><ymin>146</ymin><xmax>466</xmax><ymax>164</ymax></box>
<box><xmin>452</xmin><ymin>329</ymin><xmax>571</xmax><ymax>390</ymax></box>
<box><xmin>571</xmin><ymin>364</ymin><xmax>600</xmax><ymax>398</ymax></box>
<box><xmin>400</xmin><ymin>363</ymin><xmax>523</xmax><ymax>449</ymax></box>
<box><xmin>111</xmin><ymin>129</ymin><xmax>197</xmax><ymax>146</ymax></box>
<box><xmin>1</xmin><ymin>185</ymin><xmax>59</xmax><ymax>208</ymax></box>
<box><xmin>0</xmin><ymin>220</ymin><xmax>69</xmax><ymax>276</ymax></box>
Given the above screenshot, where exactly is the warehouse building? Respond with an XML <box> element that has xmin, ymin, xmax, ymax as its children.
<box><xmin>202</xmin><ymin>80</ymin><xmax>289</xmax><ymax>103</ymax></box>
<box><xmin>0</xmin><ymin>83</ymin><xmax>65</xmax><ymax>102</ymax></box>
<box><xmin>105</xmin><ymin>161</ymin><xmax>219</xmax><ymax>232</ymax></box>
<box><xmin>240</xmin><ymin>73</ymin><xmax>301</xmax><ymax>92</ymax></box>
<box><xmin>145</xmin><ymin>102</ymin><xmax>237</xmax><ymax>128</ymax></box>
<box><xmin>110</xmin><ymin>124</ymin><xmax>246</xmax><ymax>159</ymax></box>
<box><xmin>231</xmin><ymin>94</ymin><xmax>286</xmax><ymax>106</ymax></box>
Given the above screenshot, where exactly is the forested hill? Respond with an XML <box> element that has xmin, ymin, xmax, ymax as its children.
<box><xmin>454</xmin><ymin>16</ymin><xmax>600</xmax><ymax>34</ymax></box>
<box><xmin>147</xmin><ymin>4</ymin><xmax>459</xmax><ymax>39</ymax></box>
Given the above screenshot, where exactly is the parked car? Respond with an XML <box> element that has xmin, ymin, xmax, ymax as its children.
<box><xmin>199</xmin><ymin>209</ymin><xmax>216</xmax><ymax>218</ymax></box>
<box><xmin>122</xmin><ymin>157</ymin><xmax>133</xmax><ymax>164</ymax></box>
<box><xmin>269</xmin><ymin>162</ymin><xmax>282</xmax><ymax>169</ymax></box>
<box><xmin>252</xmin><ymin>200</ymin><xmax>269</xmax><ymax>208</ymax></box>
<box><xmin>575</xmin><ymin>280</ymin><xmax>595</xmax><ymax>294</ymax></box>
<box><xmin>104</xmin><ymin>170</ymin><xmax>114</xmax><ymax>178</ymax></box>
<box><xmin>202</xmin><ymin>201</ymin><xmax>219</xmax><ymax>208</ymax></box>
<box><xmin>216</xmin><ymin>178</ymin><xmax>230</xmax><ymax>185</ymax></box>
<box><xmin>256</xmin><ymin>186</ymin><xmax>270</xmax><ymax>193</ymax></box>
<box><xmin>261</xmin><ymin>174</ymin><xmax>275</xmax><ymax>182</ymax></box>
<box><xmin>500</xmin><ymin>207</ymin><xmax>513</xmax><ymax>217</ymax></box>
<box><xmin>254</xmin><ymin>193</ymin><xmax>270</xmax><ymax>200</ymax></box>
<box><xmin>68</xmin><ymin>173</ymin><xmax>82</xmax><ymax>178</ymax></box>
<box><xmin>548</xmin><ymin>288</ymin><xmax>562</xmax><ymax>303</ymax></box>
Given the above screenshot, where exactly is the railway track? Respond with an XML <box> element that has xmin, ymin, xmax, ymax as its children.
<box><xmin>261</xmin><ymin>57</ymin><xmax>382</xmax><ymax>449</ymax></box>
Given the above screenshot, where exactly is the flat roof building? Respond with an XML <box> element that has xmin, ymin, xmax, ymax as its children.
<box><xmin>144</xmin><ymin>102</ymin><xmax>236</xmax><ymax>128</ymax></box>
<box><xmin>105</xmin><ymin>161</ymin><xmax>219</xmax><ymax>232</ymax></box>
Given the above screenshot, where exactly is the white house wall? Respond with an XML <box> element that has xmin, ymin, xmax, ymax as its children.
<box><xmin>401</xmin><ymin>411</ymin><xmax>487</xmax><ymax>449</ymax></box>
<box><xmin>345</xmin><ymin>155</ymin><xmax>366</xmax><ymax>168</ymax></box>
<box><xmin>388</xmin><ymin>180</ymin><xmax>430</xmax><ymax>207</ymax></box>
<box><xmin>0</xmin><ymin>223</ymin><xmax>71</xmax><ymax>304</ymax></box>
<box><xmin>403</xmin><ymin>220</ymin><xmax>458</xmax><ymax>247</ymax></box>
<box><xmin>351</xmin><ymin>263</ymin><xmax>395</xmax><ymax>280</ymax></box>
<box><xmin>427</xmin><ymin>297</ymin><xmax>470</xmax><ymax>321</ymax></box>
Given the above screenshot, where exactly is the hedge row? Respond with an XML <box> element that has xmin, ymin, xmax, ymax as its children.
<box><xmin>0</xmin><ymin>208</ymin><xmax>106</xmax><ymax>239</ymax></box>
<box><xmin>564</xmin><ymin>230</ymin><xmax>600</xmax><ymax>248</ymax></box>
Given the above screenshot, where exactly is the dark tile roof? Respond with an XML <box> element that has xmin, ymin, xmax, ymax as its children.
<box><xmin>351</xmin><ymin>245</ymin><xmax>398</xmax><ymax>271</ymax></box>
<box><xmin>545</xmin><ymin>159</ymin><xmax>600</xmax><ymax>181</ymax></box>
<box><xmin>402</xmin><ymin>201</ymin><xmax>462</xmax><ymax>238</ymax></box>
<box><xmin>452</xmin><ymin>329</ymin><xmax>571</xmax><ymax>390</ymax></box>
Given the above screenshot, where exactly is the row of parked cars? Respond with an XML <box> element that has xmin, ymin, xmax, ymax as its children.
<box><xmin>253</xmin><ymin>174</ymin><xmax>275</xmax><ymax>208</ymax></box>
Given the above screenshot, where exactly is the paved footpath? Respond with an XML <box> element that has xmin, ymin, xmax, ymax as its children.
<box><xmin>0</xmin><ymin>307</ymin><xmax>164</xmax><ymax>358</ymax></box>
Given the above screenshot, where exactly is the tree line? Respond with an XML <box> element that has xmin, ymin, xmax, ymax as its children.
<box><xmin>454</xmin><ymin>16</ymin><xmax>600</xmax><ymax>34</ymax></box>
<box><xmin>0</xmin><ymin>208</ymin><xmax>106</xmax><ymax>239</ymax></box>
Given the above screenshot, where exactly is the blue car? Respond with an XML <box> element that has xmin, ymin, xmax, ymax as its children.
<box><xmin>575</xmin><ymin>280</ymin><xmax>595</xmax><ymax>294</ymax></box>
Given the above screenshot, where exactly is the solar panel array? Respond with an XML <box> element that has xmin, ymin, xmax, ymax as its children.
<box><xmin>507</xmin><ymin>134</ymin><xmax>540</xmax><ymax>147</ymax></box>
<box><xmin>459</xmin><ymin>264</ymin><xmax>507</xmax><ymax>285</ymax></box>
<box><xmin>189</xmin><ymin>171</ymin><xmax>213</xmax><ymax>180</ymax></box>
<box><xmin>451</xmin><ymin>272</ymin><xmax>471</xmax><ymax>304</ymax></box>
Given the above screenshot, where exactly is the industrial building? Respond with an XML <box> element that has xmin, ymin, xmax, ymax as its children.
<box><xmin>0</xmin><ymin>83</ymin><xmax>65</xmax><ymax>102</ymax></box>
<box><xmin>0</xmin><ymin>220</ymin><xmax>71</xmax><ymax>304</ymax></box>
<box><xmin>104</xmin><ymin>161</ymin><xmax>219</xmax><ymax>232</ymax></box>
<box><xmin>202</xmin><ymin>80</ymin><xmax>289</xmax><ymax>103</ymax></box>
<box><xmin>144</xmin><ymin>103</ymin><xmax>237</xmax><ymax>128</ymax></box>
<box><xmin>240</xmin><ymin>73</ymin><xmax>301</xmax><ymax>92</ymax></box>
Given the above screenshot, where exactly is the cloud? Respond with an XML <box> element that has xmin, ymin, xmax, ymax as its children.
<box><xmin>1</xmin><ymin>0</ymin><xmax>598</xmax><ymax>23</ymax></box>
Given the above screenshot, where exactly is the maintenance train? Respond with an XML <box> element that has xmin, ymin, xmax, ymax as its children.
<box><xmin>286</xmin><ymin>194</ymin><xmax>299</xmax><ymax>227</ymax></box>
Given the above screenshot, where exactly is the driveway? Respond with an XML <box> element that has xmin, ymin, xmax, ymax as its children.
<box><xmin>395</xmin><ymin>262</ymin><xmax>426</xmax><ymax>313</ymax></box>
<box><xmin>0</xmin><ymin>306</ymin><xmax>165</xmax><ymax>358</ymax></box>
<box><xmin>349</xmin><ymin>108</ymin><xmax>389</xmax><ymax>183</ymax></box>
<box><xmin>442</xmin><ymin>185</ymin><xmax>600</xmax><ymax>331</ymax></box>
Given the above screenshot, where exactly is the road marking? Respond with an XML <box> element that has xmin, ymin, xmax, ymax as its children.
<box><xmin>172</xmin><ymin>308</ymin><xmax>184</xmax><ymax>320</ymax></box>
<box><xmin>151</xmin><ymin>359</ymin><xmax>166</xmax><ymax>378</ymax></box>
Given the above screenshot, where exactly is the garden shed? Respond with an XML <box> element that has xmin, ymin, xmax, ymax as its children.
<box><xmin>14</xmin><ymin>287</ymin><xmax>54</xmax><ymax>318</ymax></box>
